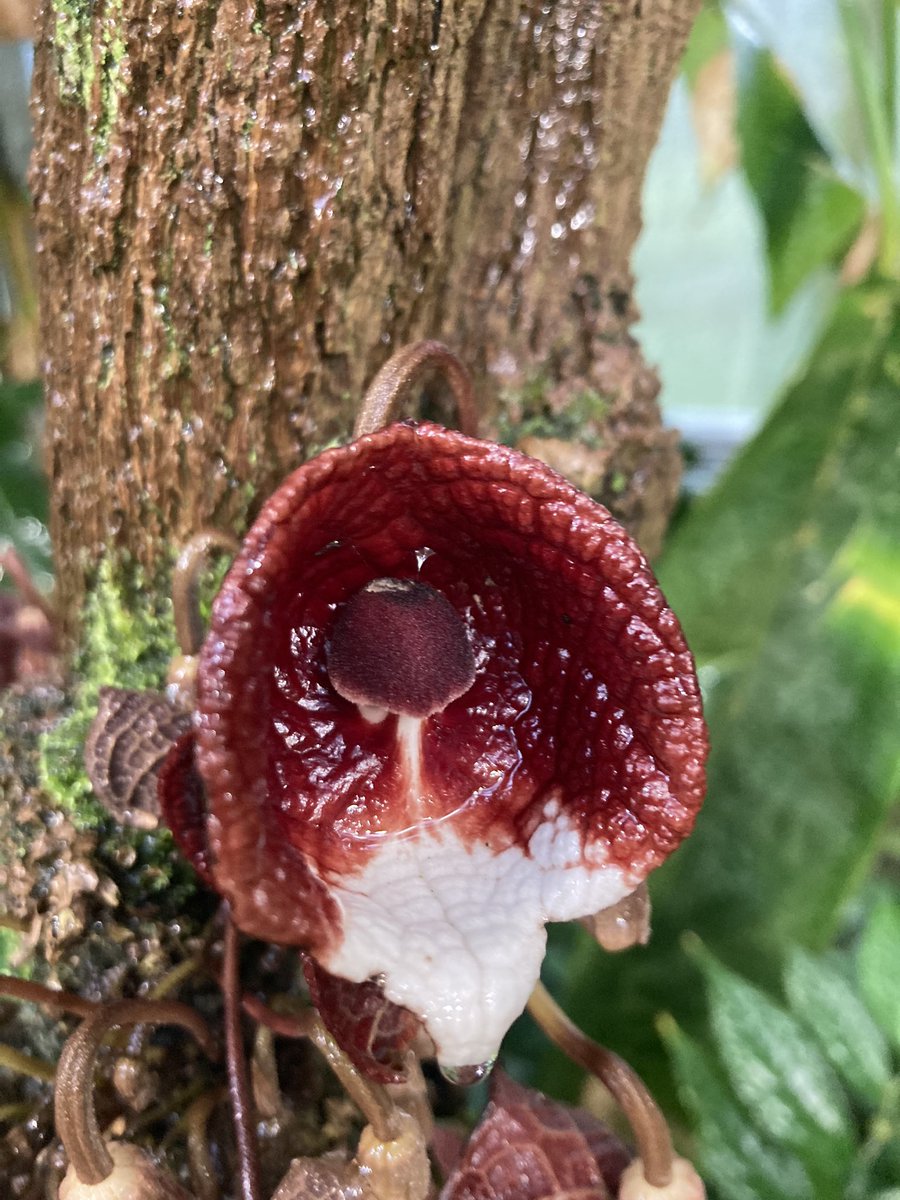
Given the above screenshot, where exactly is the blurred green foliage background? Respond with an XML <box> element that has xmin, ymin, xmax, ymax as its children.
<box><xmin>535</xmin><ymin>4</ymin><xmax>900</xmax><ymax>1199</ymax></box>
<box><xmin>2</xmin><ymin>2</ymin><xmax>900</xmax><ymax>1197</ymax></box>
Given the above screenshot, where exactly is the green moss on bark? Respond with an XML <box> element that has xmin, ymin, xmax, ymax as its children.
<box><xmin>52</xmin><ymin>0</ymin><xmax>127</xmax><ymax>156</ymax></box>
<box><xmin>496</xmin><ymin>377</ymin><xmax>611</xmax><ymax>449</ymax></box>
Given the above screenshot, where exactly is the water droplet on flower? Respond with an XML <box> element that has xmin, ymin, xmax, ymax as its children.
<box><xmin>439</xmin><ymin>1058</ymin><xmax>496</xmax><ymax>1086</ymax></box>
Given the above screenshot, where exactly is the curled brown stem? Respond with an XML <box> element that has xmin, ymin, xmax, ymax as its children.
<box><xmin>527</xmin><ymin>979</ymin><xmax>674</xmax><ymax>1188</ymax></box>
<box><xmin>222</xmin><ymin>914</ymin><xmax>261</xmax><ymax>1200</ymax></box>
<box><xmin>0</xmin><ymin>974</ymin><xmax>101</xmax><ymax>1019</ymax></box>
<box><xmin>354</xmin><ymin>341</ymin><xmax>479</xmax><ymax>439</ymax></box>
<box><xmin>55</xmin><ymin>998</ymin><xmax>217</xmax><ymax>1186</ymax></box>
<box><xmin>241</xmin><ymin>994</ymin><xmax>314</xmax><ymax>1040</ymax></box>
<box><xmin>172</xmin><ymin>530</ymin><xmax>240</xmax><ymax>658</ymax></box>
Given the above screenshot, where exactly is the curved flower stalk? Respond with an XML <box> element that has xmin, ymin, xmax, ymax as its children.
<box><xmin>157</xmin><ymin>340</ymin><xmax>708</xmax><ymax>1079</ymax></box>
<box><xmin>54</xmin><ymin>998</ymin><xmax>215</xmax><ymax>1197</ymax></box>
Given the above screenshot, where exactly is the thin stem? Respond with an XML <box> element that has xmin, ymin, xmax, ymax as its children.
<box><xmin>0</xmin><ymin>1042</ymin><xmax>56</xmax><ymax>1083</ymax></box>
<box><xmin>305</xmin><ymin>1018</ymin><xmax>400</xmax><ymax>1143</ymax></box>
<box><xmin>172</xmin><ymin>530</ymin><xmax>240</xmax><ymax>657</ymax></box>
<box><xmin>0</xmin><ymin>545</ymin><xmax>56</xmax><ymax>626</ymax></box>
<box><xmin>55</xmin><ymin>998</ymin><xmax>216</xmax><ymax>1185</ymax></box>
<box><xmin>353</xmin><ymin>340</ymin><xmax>479</xmax><ymax>439</ymax></box>
<box><xmin>241</xmin><ymin>994</ymin><xmax>315</xmax><ymax>1040</ymax></box>
<box><xmin>527</xmin><ymin>980</ymin><xmax>674</xmax><ymax>1188</ymax></box>
<box><xmin>184</xmin><ymin>1087</ymin><xmax>228</xmax><ymax>1200</ymax></box>
<box><xmin>0</xmin><ymin>974</ymin><xmax>101</xmax><ymax>1018</ymax></box>
<box><xmin>240</xmin><ymin>991</ymin><xmax>399</xmax><ymax>1142</ymax></box>
<box><xmin>251</xmin><ymin>1025</ymin><xmax>283</xmax><ymax>1120</ymax></box>
<box><xmin>149</xmin><ymin>954</ymin><xmax>203</xmax><ymax>1002</ymax></box>
<box><xmin>222</xmin><ymin>913</ymin><xmax>261</xmax><ymax>1200</ymax></box>
<box><xmin>0</xmin><ymin>1101</ymin><xmax>37</xmax><ymax>1124</ymax></box>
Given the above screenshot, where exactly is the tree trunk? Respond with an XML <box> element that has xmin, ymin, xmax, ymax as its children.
<box><xmin>31</xmin><ymin>0</ymin><xmax>699</xmax><ymax>629</ymax></box>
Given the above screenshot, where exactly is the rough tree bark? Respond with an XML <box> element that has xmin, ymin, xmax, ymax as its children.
<box><xmin>31</xmin><ymin>0</ymin><xmax>700</xmax><ymax>628</ymax></box>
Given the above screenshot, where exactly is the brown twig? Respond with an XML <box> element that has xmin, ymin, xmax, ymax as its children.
<box><xmin>222</xmin><ymin>913</ymin><xmax>261</xmax><ymax>1200</ymax></box>
<box><xmin>171</xmin><ymin>530</ymin><xmax>240</xmax><ymax>658</ymax></box>
<box><xmin>527</xmin><ymin>979</ymin><xmax>674</xmax><ymax>1188</ymax></box>
<box><xmin>353</xmin><ymin>341</ymin><xmax>479</xmax><ymax>439</ymax></box>
<box><xmin>0</xmin><ymin>974</ymin><xmax>101</xmax><ymax>1019</ymax></box>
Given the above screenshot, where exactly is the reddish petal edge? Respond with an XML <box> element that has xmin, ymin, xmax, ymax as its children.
<box><xmin>157</xmin><ymin>732</ymin><xmax>215</xmax><ymax>887</ymax></box>
<box><xmin>302</xmin><ymin>955</ymin><xmax>422</xmax><ymax>1084</ymax></box>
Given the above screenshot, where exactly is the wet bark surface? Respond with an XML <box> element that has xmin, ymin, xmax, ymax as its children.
<box><xmin>31</xmin><ymin>0</ymin><xmax>699</xmax><ymax>623</ymax></box>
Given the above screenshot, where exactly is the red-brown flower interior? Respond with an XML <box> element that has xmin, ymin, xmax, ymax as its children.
<box><xmin>195</xmin><ymin>422</ymin><xmax>706</xmax><ymax>948</ymax></box>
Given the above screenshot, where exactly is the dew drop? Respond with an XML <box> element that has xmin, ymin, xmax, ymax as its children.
<box><xmin>439</xmin><ymin>1058</ymin><xmax>496</xmax><ymax>1086</ymax></box>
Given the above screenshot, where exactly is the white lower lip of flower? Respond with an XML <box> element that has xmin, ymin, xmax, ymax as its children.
<box><xmin>322</xmin><ymin>808</ymin><xmax>634</xmax><ymax>1071</ymax></box>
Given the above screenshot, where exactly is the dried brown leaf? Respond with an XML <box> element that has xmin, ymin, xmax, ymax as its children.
<box><xmin>84</xmin><ymin>687</ymin><xmax>191</xmax><ymax>827</ymax></box>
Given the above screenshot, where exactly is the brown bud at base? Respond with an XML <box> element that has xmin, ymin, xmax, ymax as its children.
<box><xmin>58</xmin><ymin>1142</ymin><xmax>195</xmax><ymax>1200</ymax></box>
<box><xmin>618</xmin><ymin>1156</ymin><xmax>706</xmax><ymax>1200</ymax></box>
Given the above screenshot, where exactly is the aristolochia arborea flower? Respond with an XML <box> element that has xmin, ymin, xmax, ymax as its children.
<box><xmin>160</xmin><ymin>345</ymin><xmax>707</xmax><ymax>1078</ymax></box>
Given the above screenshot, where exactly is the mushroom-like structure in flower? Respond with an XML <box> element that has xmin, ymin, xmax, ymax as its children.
<box><xmin>162</xmin><ymin>346</ymin><xmax>707</xmax><ymax>1078</ymax></box>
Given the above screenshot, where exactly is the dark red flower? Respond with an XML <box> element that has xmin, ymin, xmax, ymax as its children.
<box><xmin>162</xmin><ymin>417</ymin><xmax>707</xmax><ymax>1075</ymax></box>
<box><xmin>439</xmin><ymin>1072</ymin><xmax>631</xmax><ymax>1200</ymax></box>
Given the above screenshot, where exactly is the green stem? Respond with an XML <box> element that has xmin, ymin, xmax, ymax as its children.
<box><xmin>882</xmin><ymin>0</ymin><xmax>897</xmax><ymax>152</ymax></box>
<box><xmin>0</xmin><ymin>1042</ymin><xmax>56</xmax><ymax>1084</ymax></box>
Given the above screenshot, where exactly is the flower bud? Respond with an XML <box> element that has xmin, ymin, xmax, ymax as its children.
<box><xmin>58</xmin><ymin>1141</ymin><xmax>194</xmax><ymax>1200</ymax></box>
<box><xmin>357</xmin><ymin>1111</ymin><xmax>430</xmax><ymax>1200</ymax></box>
<box><xmin>618</xmin><ymin>1156</ymin><xmax>706</xmax><ymax>1200</ymax></box>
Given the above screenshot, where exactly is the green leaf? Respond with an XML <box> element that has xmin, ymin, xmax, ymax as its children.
<box><xmin>691</xmin><ymin>941</ymin><xmax>854</xmax><ymax>1194</ymax></box>
<box><xmin>657</xmin><ymin>283</ymin><xmax>900</xmax><ymax>951</ymax></box>
<box><xmin>858</xmin><ymin>900</ymin><xmax>900</xmax><ymax>1049</ymax></box>
<box><xmin>661</xmin><ymin>1013</ymin><xmax>816</xmax><ymax>1200</ymax></box>
<box><xmin>784</xmin><ymin>946</ymin><xmax>891</xmax><ymax>1104</ymax></box>
<box><xmin>0</xmin><ymin>379</ymin><xmax>49</xmax><ymax>578</ymax></box>
<box><xmin>681</xmin><ymin>5</ymin><xmax>729</xmax><ymax>88</ymax></box>
<box><xmin>556</xmin><ymin>284</ymin><xmax>900</xmax><ymax>1106</ymax></box>
<box><xmin>738</xmin><ymin>50</ymin><xmax>865</xmax><ymax>311</ymax></box>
